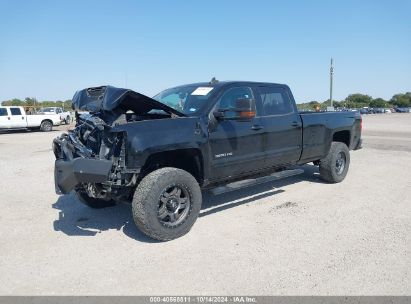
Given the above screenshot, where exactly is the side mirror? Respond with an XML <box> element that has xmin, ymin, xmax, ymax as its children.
<box><xmin>235</xmin><ymin>98</ymin><xmax>256</xmax><ymax>119</ymax></box>
<box><xmin>214</xmin><ymin>98</ymin><xmax>256</xmax><ymax>121</ymax></box>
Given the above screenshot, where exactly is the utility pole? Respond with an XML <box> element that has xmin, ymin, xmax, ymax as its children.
<box><xmin>330</xmin><ymin>58</ymin><xmax>334</xmax><ymax>108</ymax></box>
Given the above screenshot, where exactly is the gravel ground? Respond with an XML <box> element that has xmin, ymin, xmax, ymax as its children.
<box><xmin>0</xmin><ymin>114</ymin><xmax>410</xmax><ymax>295</ymax></box>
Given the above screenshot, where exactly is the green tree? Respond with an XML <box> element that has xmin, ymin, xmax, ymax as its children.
<box><xmin>24</xmin><ymin>97</ymin><xmax>38</xmax><ymax>106</ymax></box>
<box><xmin>62</xmin><ymin>99</ymin><xmax>73</xmax><ymax>111</ymax></box>
<box><xmin>322</xmin><ymin>99</ymin><xmax>342</xmax><ymax>108</ymax></box>
<box><xmin>369</xmin><ymin>98</ymin><xmax>387</xmax><ymax>108</ymax></box>
<box><xmin>344</xmin><ymin>94</ymin><xmax>372</xmax><ymax>108</ymax></box>
<box><xmin>390</xmin><ymin>93</ymin><xmax>411</xmax><ymax>107</ymax></box>
<box><xmin>1</xmin><ymin>98</ymin><xmax>24</xmax><ymax>106</ymax></box>
<box><xmin>345</xmin><ymin>94</ymin><xmax>372</xmax><ymax>107</ymax></box>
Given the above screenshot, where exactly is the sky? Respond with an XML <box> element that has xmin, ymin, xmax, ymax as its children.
<box><xmin>0</xmin><ymin>0</ymin><xmax>410</xmax><ymax>103</ymax></box>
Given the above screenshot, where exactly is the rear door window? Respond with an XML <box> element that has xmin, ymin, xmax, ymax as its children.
<box><xmin>10</xmin><ymin>108</ymin><xmax>22</xmax><ymax>115</ymax></box>
<box><xmin>258</xmin><ymin>86</ymin><xmax>294</xmax><ymax>116</ymax></box>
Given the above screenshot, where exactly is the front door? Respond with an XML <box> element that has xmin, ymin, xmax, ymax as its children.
<box><xmin>0</xmin><ymin>108</ymin><xmax>10</xmax><ymax>129</ymax></box>
<box><xmin>208</xmin><ymin>86</ymin><xmax>265</xmax><ymax>180</ymax></box>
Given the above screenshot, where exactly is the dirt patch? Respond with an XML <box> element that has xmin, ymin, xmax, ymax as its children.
<box><xmin>275</xmin><ymin>201</ymin><xmax>298</xmax><ymax>209</ymax></box>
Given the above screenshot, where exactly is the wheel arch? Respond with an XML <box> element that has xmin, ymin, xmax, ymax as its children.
<box><xmin>41</xmin><ymin>118</ymin><xmax>53</xmax><ymax>124</ymax></box>
<box><xmin>332</xmin><ymin>130</ymin><xmax>351</xmax><ymax>148</ymax></box>
<box><xmin>141</xmin><ymin>148</ymin><xmax>204</xmax><ymax>185</ymax></box>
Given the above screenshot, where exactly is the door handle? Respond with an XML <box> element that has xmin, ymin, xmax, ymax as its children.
<box><xmin>291</xmin><ymin>121</ymin><xmax>299</xmax><ymax>127</ymax></box>
<box><xmin>22</xmin><ymin>117</ymin><xmax>24</xmax><ymax>120</ymax></box>
<box><xmin>7</xmin><ymin>117</ymin><xmax>10</xmax><ymax>120</ymax></box>
<box><xmin>251</xmin><ymin>125</ymin><xmax>263</xmax><ymax>131</ymax></box>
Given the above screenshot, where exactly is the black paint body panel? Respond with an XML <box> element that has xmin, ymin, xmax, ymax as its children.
<box><xmin>108</xmin><ymin>82</ymin><xmax>362</xmax><ymax>185</ymax></box>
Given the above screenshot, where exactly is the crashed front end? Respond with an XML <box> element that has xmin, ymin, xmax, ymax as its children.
<box><xmin>53</xmin><ymin>85</ymin><xmax>182</xmax><ymax>201</ymax></box>
<box><xmin>53</xmin><ymin>114</ymin><xmax>137</xmax><ymax>202</ymax></box>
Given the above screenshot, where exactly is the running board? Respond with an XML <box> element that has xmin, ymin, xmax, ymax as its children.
<box><xmin>209</xmin><ymin>168</ymin><xmax>304</xmax><ymax>196</ymax></box>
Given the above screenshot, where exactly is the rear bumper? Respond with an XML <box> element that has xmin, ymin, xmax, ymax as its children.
<box><xmin>54</xmin><ymin>158</ymin><xmax>112</xmax><ymax>194</ymax></box>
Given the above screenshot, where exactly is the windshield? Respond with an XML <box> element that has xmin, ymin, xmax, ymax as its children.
<box><xmin>153</xmin><ymin>85</ymin><xmax>215</xmax><ymax>115</ymax></box>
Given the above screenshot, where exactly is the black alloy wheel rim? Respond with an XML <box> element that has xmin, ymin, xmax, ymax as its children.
<box><xmin>335</xmin><ymin>151</ymin><xmax>346</xmax><ymax>175</ymax></box>
<box><xmin>157</xmin><ymin>185</ymin><xmax>191</xmax><ymax>228</ymax></box>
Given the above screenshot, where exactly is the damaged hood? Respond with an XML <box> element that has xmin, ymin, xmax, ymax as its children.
<box><xmin>72</xmin><ymin>85</ymin><xmax>185</xmax><ymax>116</ymax></box>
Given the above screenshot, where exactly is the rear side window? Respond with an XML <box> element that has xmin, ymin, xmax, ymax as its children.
<box><xmin>258</xmin><ymin>86</ymin><xmax>294</xmax><ymax>116</ymax></box>
<box><xmin>10</xmin><ymin>108</ymin><xmax>22</xmax><ymax>115</ymax></box>
<box><xmin>0</xmin><ymin>108</ymin><xmax>8</xmax><ymax>116</ymax></box>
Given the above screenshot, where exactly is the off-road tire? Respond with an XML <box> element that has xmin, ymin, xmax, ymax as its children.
<box><xmin>319</xmin><ymin>142</ymin><xmax>350</xmax><ymax>183</ymax></box>
<box><xmin>75</xmin><ymin>190</ymin><xmax>116</xmax><ymax>209</ymax></box>
<box><xmin>132</xmin><ymin>167</ymin><xmax>202</xmax><ymax>241</ymax></box>
<box><xmin>40</xmin><ymin>120</ymin><xmax>53</xmax><ymax>132</ymax></box>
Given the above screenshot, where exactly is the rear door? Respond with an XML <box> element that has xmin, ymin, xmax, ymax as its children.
<box><xmin>0</xmin><ymin>108</ymin><xmax>10</xmax><ymax>129</ymax></box>
<box><xmin>208</xmin><ymin>86</ymin><xmax>265</xmax><ymax>180</ymax></box>
<box><xmin>256</xmin><ymin>85</ymin><xmax>302</xmax><ymax>167</ymax></box>
<box><xmin>9</xmin><ymin>107</ymin><xmax>26</xmax><ymax>128</ymax></box>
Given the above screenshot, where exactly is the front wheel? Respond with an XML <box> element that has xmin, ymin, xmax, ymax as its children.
<box><xmin>319</xmin><ymin>142</ymin><xmax>350</xmax><ymax>183</ymax></box>
<box><xmin>132</xmin><ymin>167</ymin><xmax>202</xmax><ymax>241</ymax></box>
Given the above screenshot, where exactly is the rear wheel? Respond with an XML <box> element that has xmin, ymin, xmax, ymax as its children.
<box><xmin>75</xmin><ymin>190</ymin><xmax>116</xmax><ymax>209</ymax></box>
<box><xmin>40</xmin><ymin>120</ymin><xmax>53</xmax><ymax>132</ymax></box>
<box><xmin>319</xmin><ymin>142</ymin><xmax>350</xmax><ymax>183</ymax></box>
<box><xmin>132</xmin><ymin>167</ymin><xmax>202</xmax><ymax>241</ymax></box>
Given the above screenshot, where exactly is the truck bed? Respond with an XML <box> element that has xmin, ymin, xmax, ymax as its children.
<box><xmin>298</xmin><ymin>111</ymin><xmax>362</xmax><ymax>163</ymax></box>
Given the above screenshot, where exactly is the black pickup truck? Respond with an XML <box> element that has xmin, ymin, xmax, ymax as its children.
<box><xmin>53</xmin><ymin>81</ymin><xmax>362</xmax><ymax>240</ymax></box>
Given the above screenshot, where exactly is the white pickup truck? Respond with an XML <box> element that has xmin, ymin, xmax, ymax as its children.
<box><xmin>0</xmin><ymin>106</ymin><xmax>61</xmax><ymax>132</ymax></box>
<box><xmin>37</xmin><ymin>107</ymin><xmax>72</xmax><ymax>124</ymax></box>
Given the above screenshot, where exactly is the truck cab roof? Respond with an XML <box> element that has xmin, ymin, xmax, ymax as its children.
<box><xmin>169</xmin><ymin>81</ymin><xmax>289</xmax><ymax>90</ymax></box>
